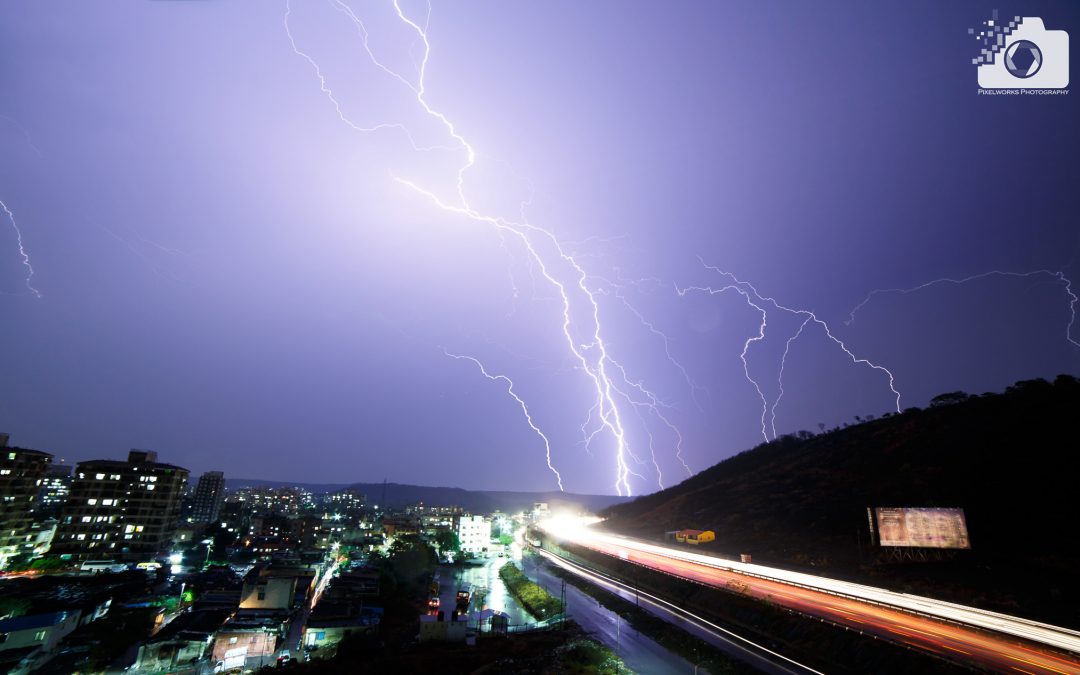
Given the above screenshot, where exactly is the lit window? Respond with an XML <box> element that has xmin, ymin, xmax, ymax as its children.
<box><xmin>95</xmin><ymin>473</ymin><xmax>105</xmax><ymax>480</ymax></box>
<box><xmin>87</xmin><ymin>498</ymin><xmax>97</xmax><ymax>505</ymax></box>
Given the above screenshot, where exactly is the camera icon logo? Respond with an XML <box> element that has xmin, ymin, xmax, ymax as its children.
<box><xmin>975</xmin><ymin>17</ymin><xmax>1069</xmax><ymax>89</ymax></box>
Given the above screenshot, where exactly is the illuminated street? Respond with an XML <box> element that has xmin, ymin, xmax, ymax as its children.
<box><xmin>540</xmin><ymin>519</ymin><xmax>1080</xmax><ymax>675</ymax></box>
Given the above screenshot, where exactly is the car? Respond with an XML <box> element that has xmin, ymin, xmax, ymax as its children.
<box><xmin>276</xmin><ymin>650</ymin><xmax>292</xmax><ymax>667</ymax></box>
<box><xmin>428</xmin><ymin>596</ymin><xmax>440</xmax><ymax>609</ymax></box>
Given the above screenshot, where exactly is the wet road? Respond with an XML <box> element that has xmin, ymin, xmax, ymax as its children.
<box><xmin>435</xmin><ymin>556</ymin><xmax>531</xmax><ymax>626</ymax></box>
<box><xmin>525</xmin><ymin>553</ymin><xmax>701</xmax><ymax>674</ymax></box>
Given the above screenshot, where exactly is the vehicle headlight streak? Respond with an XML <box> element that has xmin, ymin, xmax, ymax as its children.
<box><xmin>539</xmin><ymin>517</ymin><xmax>1080</xmax><ymax>661</ymax></box>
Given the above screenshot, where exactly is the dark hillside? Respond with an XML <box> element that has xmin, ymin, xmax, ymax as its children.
<box><xmin>600</xmin><ymin>375</ymin><xmax>1080</xmax><ymax>627</ymax></box>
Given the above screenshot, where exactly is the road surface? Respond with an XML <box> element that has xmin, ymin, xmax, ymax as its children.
<box><xmin>539</xmin><ymin>520</ymin><xmax>1080</xmax><ymax>675</ymax></box>
<box><xmin>531</xmin><ymin>548</ymin><xmax>816</xmax><ymax>673</ymax></box>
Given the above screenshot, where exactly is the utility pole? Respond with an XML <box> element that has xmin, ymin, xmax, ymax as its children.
<box><xmin>560</xmin><ymin>579</ymin><xmax>566</xmax><ymax>629</ymax></box>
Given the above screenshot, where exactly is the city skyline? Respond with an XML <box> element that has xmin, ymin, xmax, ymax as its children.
<box><xmin>2</xmin><ymin>1</ymin><xmax>1078</xmax><ymax>494</ymax></box>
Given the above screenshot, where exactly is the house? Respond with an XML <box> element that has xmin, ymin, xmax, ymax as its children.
<box><xmin>300</xmin><ymin>568</ymin><xmax>382</xmax><ymax>656</ymax></box>
<box><xmin>674</xmin><ymin>529</ymin><xmax>715</xmax><ymax>545</ymax></box>
<box><xmin>133</xmin><ymin>609</ymin><xmax>231</xmax><ymax>673</ymax></box>
<box><xmin>239</xmin><ymin>565</ymin><xmax>314</xmax><ymax>610</ymax></box>
<box><xmin>418</xmin><ymin>613</ymin><xmax>467</xmax><ymax>642</ymax></box>
<box><xmin>0</xmin><ymin>611</ymin><xmax>82</xmax><ymax>655</ymax></box>
<box><xmin>302</xmin><ymin>603</ymin><xmax>382</xmax><ymax>654</ymax></box>
<box><xmin>210</xmin><ymin>612</ymin><xmax>283</xmax><ymax>665</ymax></box>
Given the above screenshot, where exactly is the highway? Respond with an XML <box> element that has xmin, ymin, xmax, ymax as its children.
<box><xmin>539</xmin><ymin>518</ymin><xmax>1080</xmax><ymax>675</ymax></box>
<box><xmin>530</xmin><ymin>547</ymin><xmax>821</xmax><ymax>675</ymax></box>
<box><xmin>527</xmin><ymin>552</ymin><xmax>703</xmax><ymax>674</ymax></box>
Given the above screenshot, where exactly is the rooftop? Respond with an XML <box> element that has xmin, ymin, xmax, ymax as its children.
<box><xmin>0</xmin><ymin>611</ymin><xmax>73</xmax><ymax>633</ymax></box>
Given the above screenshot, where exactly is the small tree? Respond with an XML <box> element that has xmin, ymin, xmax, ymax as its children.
<box><xmin>433</xmin><ymin>530</ymin><xmax>461</xmax><ymax>558</ymax></box>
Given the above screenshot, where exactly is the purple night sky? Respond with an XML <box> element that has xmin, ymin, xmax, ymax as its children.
<box><xmin>1</xmin><ymin>1</ymin><xmax>1077</xmax><ymax>494</ymax></box>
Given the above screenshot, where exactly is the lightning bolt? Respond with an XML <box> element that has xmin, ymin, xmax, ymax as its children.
<box><xmin>444</xmin><ymin>350</ymin><xmax>564</xmax><ymax>491</ymax></box>
<box><xmin>678</xmin><ymin>261</ymin><xmax>902</xmax><ymax>441</ymax></box>
<box><xmin>595</xmin><ymin>282</ymin><xmax>710</xmax><ymax>413</ymax></box>
<box><xmin>287</xmin><ymin>0</ymin><xmax>655</xmax><ymax>495</ymax></box>
<box><xmin>283</xmin><ymin>0</ymin><xmax>455</xmax><ymax>153</ymax></box>
<box><xmin>1</xmin><ymin>199</ymin><xmax>41</xmax><ymax>299</ymax></box>
<box><xmin>847</xmin><ymin>269</ymin><xmax>1080</xmax><ymax>349</ymax></box>
<box><xmin>771</xmin><ymin>316</ymin><xmax>812</xmax><ymax>440</ymax></box>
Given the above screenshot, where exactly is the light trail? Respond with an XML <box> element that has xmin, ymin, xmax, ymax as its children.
<box><xmin>444</xmin><ymin>350</ymin><xmax>564</xmax><ymax>491</ymax></box>
<box><xmin>1</xmin><ymin>199</ymin><xmax>41</xmax><ymax>299</ymax></box>
<box><xmin>539</xmin><ymin>518</ymin><xmax>1080</xmax><ymax>673</ymax></box>
<box><xmin>532</xmin><ymin>546</ymin><xmax>823</xmax><ymax>675</ymax></box>
<box><xmin>846</xmin><ymin>269</ymin><xmax>1080</xmax><ymax>349</ymax></box>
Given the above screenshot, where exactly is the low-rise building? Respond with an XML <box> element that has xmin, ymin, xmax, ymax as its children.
<box><xmin>418</xmin><ymin>613</ymin><xmax>467</xmax><ymax>642</ymax></box>
<box><xmin>132</xmin><ymin>609</ymin><xmax>231</xmax><ymax>673</ymax></box>
<box><xmin>0</xmin><ymin>611</ymin><xmax>81</xmax><ymax>656</ymax></box>
<box><xmin>239</xmin><ymin>565</ymin><xmax>315</xmax><ymax>611</ymax></box>
<box><xmin>674</xmin><ymin>529</ymin><xmax>715</xmax><ymax>545</ymax></box>
<box><xmin>210</xmin><ymin>612</ymin><xmax>283</xmax><ymax>666</ymax></box>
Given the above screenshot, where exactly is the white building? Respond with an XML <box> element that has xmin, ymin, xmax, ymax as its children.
<box><xmin>454</xmin><ymin>515</ymin><xmax>491</xmax><ymax>555</ymax></box>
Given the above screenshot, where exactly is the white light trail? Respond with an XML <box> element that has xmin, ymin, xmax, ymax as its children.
<box><xmin>539</xmin><ymin>518</ymin><xmax>1080</xmax><ymax>658</ymax></box>
<box><xmin>1</xmin><ymin>199</ymin><xmax>41</xmax><ymax>299</ymax></box>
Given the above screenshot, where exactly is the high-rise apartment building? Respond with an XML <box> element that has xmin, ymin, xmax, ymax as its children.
<box><xmin>0</xmin><ymin>434</ymin><xmax>53</xmax><ymax>569</ymax></box>
<box><xmin>51</xmin><ymin>450</ymin><xmax>189</xmax><ymax>560</ymax></box>
<box><xmin>37</xmin><ymin>464</ymin><xmax>73</xmax><ymax>517</ymax></box>
<box><xmin>191</xmin><ymin>471</ymin><xmax>226</xmax><ymax>524</ymax></box>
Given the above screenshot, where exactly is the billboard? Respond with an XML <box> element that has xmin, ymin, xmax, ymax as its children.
<box><xmin>874</xmin><ymin>507</ymin><xmax>971</xmax><ymax>549</ymax></box>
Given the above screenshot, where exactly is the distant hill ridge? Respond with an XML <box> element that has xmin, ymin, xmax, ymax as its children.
<box><xmin>600</xmin><ymin>374</ymin><xmax>1080</xmax><ymax>627</ymax></box>
<box><xmin>224</xmin><ymin>478</ymin><xmax>629</xmax><ymax>514</ymax></box>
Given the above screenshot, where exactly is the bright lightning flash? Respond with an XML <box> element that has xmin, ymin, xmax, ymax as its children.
<box><xmin>287</xmin><ymin>0</ymin><xmax>683</xmax><ymax>496</ymax></box>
